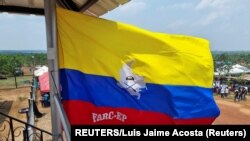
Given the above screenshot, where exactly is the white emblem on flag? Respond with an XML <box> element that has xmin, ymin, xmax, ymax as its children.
<box><xmin>118</xmin><ymin>61</ymin><xmax>147</xmax><ymax>99</ymax></box>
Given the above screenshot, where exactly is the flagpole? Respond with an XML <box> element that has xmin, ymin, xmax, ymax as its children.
<box><xmin>44</xmin><ymin>0</ymin><xmax>70</xmax><ymax>141</ymax></box>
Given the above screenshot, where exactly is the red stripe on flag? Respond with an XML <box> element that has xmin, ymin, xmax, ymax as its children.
<box><xmin>63</xmin><ymin>100</ymin><xmax>216</xmax><ymax>125</ymax></box>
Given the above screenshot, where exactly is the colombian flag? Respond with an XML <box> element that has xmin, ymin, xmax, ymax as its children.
<box><xmin>57</xmin><ymin>8</ymin><xmax>220</xmax><ymax>125</ymax></box>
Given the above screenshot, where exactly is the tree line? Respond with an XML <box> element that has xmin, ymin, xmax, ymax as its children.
<box><xmin>212</xmin><ymin>52</ymin><xmax>250</xmax><ymax>68</ymax></box>
<box><xmin>1</xmin><ymin>52</ymin><xmax>249</xmax><ymax>76</ymax></box>
<box><xmin>0</xmin><ymin>53</ymin><xmax>47</xmax><ymax>76</ymax></box>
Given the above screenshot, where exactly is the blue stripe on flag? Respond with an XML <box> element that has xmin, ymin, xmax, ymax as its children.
<box><xmin>60</xmin><ymin>69</ymin><xmax>220</xmax><ymax>119</ymax></box>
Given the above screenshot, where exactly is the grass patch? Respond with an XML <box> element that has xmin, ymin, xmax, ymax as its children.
<box><xmin>0</xmin><ymin>75</ymin><xmax>32</xmax><ymax>89</ymax></box>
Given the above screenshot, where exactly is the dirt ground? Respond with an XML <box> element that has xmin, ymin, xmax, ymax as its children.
<box><xmin>213</xmin><ymin>94</ymin><xmax>250</xmax><ymax>124</ymax></box>
<box><xmin>0</xmin><ymin>87</ymin><xmax>52</xmax><ymax>141</ymax></box>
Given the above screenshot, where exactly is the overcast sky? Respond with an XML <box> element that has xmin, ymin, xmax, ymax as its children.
<box><xmin>0</xmin><ymin>0</ymin><xmax>249</xmax><ymax>51</ymax></box>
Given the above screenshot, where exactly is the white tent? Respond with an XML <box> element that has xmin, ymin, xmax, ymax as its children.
<box><xmin>229</xmin><ymin>64</ymin><xmax>250</xmax><ymax>74</ymax></box>
<box><xmin>215</xmin><ymin>64</ymin><xmax>250</xmax><ymax>75</ymax></box>
<box><xmin>34</xmin><ymin>66</ymin><xmax>48</xmax><ymax>77</ymax></box>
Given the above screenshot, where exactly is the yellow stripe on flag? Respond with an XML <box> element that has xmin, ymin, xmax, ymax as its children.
<box><xmin>57</xmin><ymin>8</ymin><xmax>213</xmax><ymax>88</ymax></box>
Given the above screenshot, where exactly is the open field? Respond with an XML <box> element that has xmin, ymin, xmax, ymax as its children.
<box><xmin>0</xmin><ymin>75</ymin><xmax>32</xmax><ymax>89</ymax></box>
<box><xmin>213</xmin><ymin>94</ymin><xmax>250</xmax><ymax>124</ymax></box>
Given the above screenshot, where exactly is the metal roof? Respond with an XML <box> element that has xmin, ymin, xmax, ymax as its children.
<box><xmin>0</xmin><ymin>0</ymin><xmax>130</xmax><ymax>16</ymax></box>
